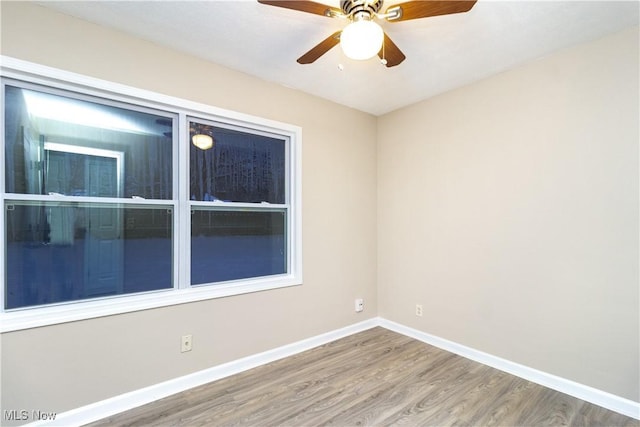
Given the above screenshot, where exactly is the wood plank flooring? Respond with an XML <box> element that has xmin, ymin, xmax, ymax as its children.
<box><xmin>87</xmin><ymin>327</ymin><xmax>639</xmax><ymax>426</ymax></box>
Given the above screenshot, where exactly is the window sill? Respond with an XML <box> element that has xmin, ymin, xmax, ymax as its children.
<box><xmin>0</xmin><ymin>275</ymin><xmax>302</xmax><ymax>332</ymax></box>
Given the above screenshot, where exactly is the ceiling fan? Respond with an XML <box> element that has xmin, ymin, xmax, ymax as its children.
<box><xmin>257</xmin><ymin>0</ymin><xmax>477</xmax><ymax>67</ymax></box>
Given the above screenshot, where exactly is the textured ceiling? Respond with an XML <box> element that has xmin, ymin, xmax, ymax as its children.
<box><xmin>36</xmin><ymin>0</ymin><xmax>639</xmax><ymax>116</ymax></box>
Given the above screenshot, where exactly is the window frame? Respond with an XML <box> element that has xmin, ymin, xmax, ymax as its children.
<box><xmin>0</xmin><ymin>56</ymin><xmax>302</xmax><ymax>332</ymax></box>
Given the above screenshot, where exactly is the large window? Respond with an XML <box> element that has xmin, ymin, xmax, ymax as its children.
<box><xmin>4</xmin><ymin>84</ymin><xmax>175</xmax><ymax>310</ymax></box>
<box><xmin>188</xmin><ymin>119</ymin><xmax>288</xmax><ymax>285</ymax></box>
<box><xmin>1</xmin><ymin>58</ymin><xmax>301</xmax><ymax>331</ymax></box>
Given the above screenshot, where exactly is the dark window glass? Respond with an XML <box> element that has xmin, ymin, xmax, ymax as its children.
<box><xmin>189</xmin><ymin>122</ymin><xmax>285</xmax><ymax>204</ymax></box>
<box><xmin>5</xmin><ymin>201</ymin><xmax>172</xmax><ymax>309</ymax></box>
<box><xmin>4</xmin><ymin>85</ymin><xmax>173</xmax><ymax>199</ymax></box>
<box><xmin>2</xmin><ymin>80</ymin><xmax>295</xmax><ymax>313</ymax></box>
<box><xmin>191</xmin><ymin>209</ymin><xmax>286</xmax><ymax>284</ymax></box>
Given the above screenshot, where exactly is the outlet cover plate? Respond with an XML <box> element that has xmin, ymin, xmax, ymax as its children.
<box><xmin>181</xmin><ymin>334</ymin><xmax>192</xmax><ymax>352</ymax></box>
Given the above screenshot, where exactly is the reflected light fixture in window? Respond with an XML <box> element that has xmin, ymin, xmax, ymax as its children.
<box><xmin>340</xmin><ymin>14</ymin><xmax>384</xmax><ymax>61</ymax></box>
<box><xmin>192</xmin><ymin>133</ymin><xmax>213</xmax><ymax>150</ymax></box>
<box><xmin>191</xmin><ymin>123</ymin><xmax>215</xmax><ymax>150</ymax></box>
<box><xmin>22</xmin><ymin>89</ymin><xmax>147</xmax><ymax>134</ymax></box>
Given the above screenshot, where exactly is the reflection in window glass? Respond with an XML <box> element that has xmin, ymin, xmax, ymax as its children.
<box><xmin>4</xmin><ymin>85</ymin><xmax>174</xmax><ymax>199</ymax></box>
<box><xmin>189</xmin><ymin>122</ymin><xmax>285</xmax><ymax>204</ymax></box>
<box><xmin>2</xmin><ymin>73</ymin><xmax>299</xmax><ymax>317</ymax></box>
<box><xmin>5</xmin><ymin>202</ymin><xmax>173</xmax><ymax>309</ymax></box>
<box><xmin>191</xmin><ymin>210</ymin><xmax>286</xmax><ymax>284</ymax></box>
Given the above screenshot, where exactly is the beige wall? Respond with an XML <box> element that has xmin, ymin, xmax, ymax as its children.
<box><xmin>0</xmin><ymin>2</ymin><xmax>378</xmax><ymax>416</ymax></box>
<box><xmin>1</xmin><ymin>0</ymin><xmax>638</xmax><ymax>419</ymax></box>
<box><xmin>378</xmin><ymin>26</ymin><xmax>639</xmax><ymax>401</ymax></box>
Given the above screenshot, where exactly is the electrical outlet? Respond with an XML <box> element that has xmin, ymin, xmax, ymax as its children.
<box><xmin>181</xmin><ymin>334</ymin><xmax>192</xmax><ymax>352</ymax></box>
<box><xmin>415</xmin><ymin>304</ymin><xmax>423</xmax><ymax>317</ymax></box>
<box><xmin>355</xmin><ymin>298</ymin><xmax>364</xmax><ymax>312</ymax></box>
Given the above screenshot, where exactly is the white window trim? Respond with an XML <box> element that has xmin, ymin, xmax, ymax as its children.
<box><xmin>0</xmin><ymin>56</ymin><xmax>303</xmax><ymax>333</ymax></box>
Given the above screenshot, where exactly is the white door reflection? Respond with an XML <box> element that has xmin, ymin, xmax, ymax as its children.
<box><xmin>44</xmin><ymin>142</ymin><xmax>124</xmax><ymax>296</ymax></box>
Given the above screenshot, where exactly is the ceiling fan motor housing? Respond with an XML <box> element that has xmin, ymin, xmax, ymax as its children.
<box><xmin>340</xmin><ymin>0</ymin><xmax>383</xmax><ymax>19</ymax></box>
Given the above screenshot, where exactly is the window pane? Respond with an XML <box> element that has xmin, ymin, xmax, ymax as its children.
<box><xmin>191</xmin><ymin>210</ymin><xmax>286</xmax><ymax>284</ymax></box>
<box><xmin>5</xmin><ymin>201</ymin><xmax>173</xmax><ymax>309</ymax></box>
<box><xmin>4</xmin><ymin>85</ymin><xmax>173</xmax><ymax>199</ymax></box>
<box><xmin>189</xmin><ymin>121</ymin><xmax>285</xmax><ymax>204</ymax></box>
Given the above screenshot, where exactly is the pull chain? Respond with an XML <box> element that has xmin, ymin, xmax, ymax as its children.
<box><xmin>381</xmin><ymin>34</ymin><xmax>388</xmax><ymax>66</ymax></box>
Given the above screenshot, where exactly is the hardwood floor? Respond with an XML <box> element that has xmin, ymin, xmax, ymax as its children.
<box><xmin>87</xmin><ymin>327</ymin><xmax>639</xmax><ymax>426</ymax></box>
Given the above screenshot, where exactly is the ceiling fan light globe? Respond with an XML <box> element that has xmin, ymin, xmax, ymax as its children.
<box><xmin>192</xmin><ymin>134</ymin><xmax>214</xmax><ymax>150</ymax></box>
<box><xmin>340</xmin><ymin>19</ymin><xmax>384</xmax><ymax>60</ymax></box>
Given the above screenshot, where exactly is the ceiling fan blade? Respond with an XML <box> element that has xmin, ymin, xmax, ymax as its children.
<box><xmin>378</xmin><ymin>33</ymin><xmax>406</xmax><ymax>67</ymax></box>
<box><xmin>257</xmin><ymin>0</ymin><xmax>341</xmax><ymax>18</ymax></box>
<box><xmin>385</xmin><ymin>0</ymin><xmax>477</xmax><ymax>22</ymax></box>
<box><xmin>297</xmin><ymin>31</ymin><xmax>341</xmax><ymax>64</ymax></box>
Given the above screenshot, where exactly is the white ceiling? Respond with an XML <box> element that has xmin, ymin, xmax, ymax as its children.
<box><xmin>36</xmin><ymin>0</ymin><xmax>639</xmax><ymax>116</ymax></box>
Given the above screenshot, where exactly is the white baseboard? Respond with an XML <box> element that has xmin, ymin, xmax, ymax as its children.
<box><xmin>378</xmin><ymin>318</ymin><xmax>640</xmax><ymax>420</ymax></box>
<box><xmin>37</xmin><ymin>316</ymin><xmax>639</xmax><ymax>425</ymax></box>
<box><xmin>32</xmin><ymin>318</ymin><xmax>379</xmax><ymax>427</ymax></box>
